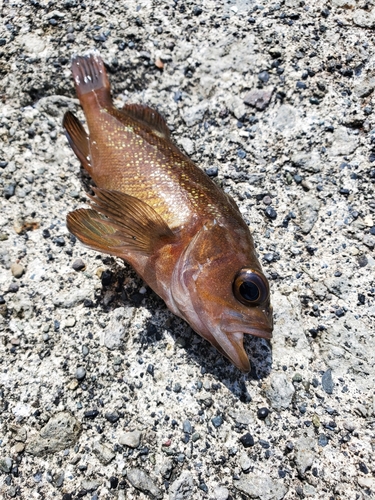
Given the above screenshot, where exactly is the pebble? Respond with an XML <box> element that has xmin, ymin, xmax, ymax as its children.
<box><xmin>213</xmin><ymin>485</ymin><xmax>229</xmax><ymax>500</ymax></box>
<box><xmin>257</xmin><ymin>407</ymin><xmax>269</xmax><ymax>420</ymax></box>
<box><xmin>298</xmin><ymin>196</ymin><xmax>320</xmax><ymax>234</ymax></box>
<box><xmin>211</xmin><ymin>415</ymin><xmax>223</xmax><ymax>428</ymax></box>
<box><xmin>169</xmin><ymin>471</ymin><xmax>195</xmax><ymax>500</ymax></box>
<box><xmin>234</xmin><ymin>472</ymin><xmax>287</xmax><ymax>500</ymax></box>
<box><xmin>92</xmin><ymin>441</ymin><xmax>115</xmax><ymax>465</ymax></box>
<box><xmin>295</xmin><ymin>435</ymin><xmax>316</xmax><ymax>474</ymax></box>
<box><xmin>0</xmin><ymin>457</ymin><xmax>13</xmax><ymax>473</ymax></box>
<box><xmin>265</xmin><ymin>206</ymin><xmax>277</xmax><ymax>220</ymax></box>
<box><xmin>75</xmin><ymin>366</ymin><xmax>86</xmax><ymax>380</ymax></box>
<box><xmin>264</xmin><ymin>372</ymin><xmax>295</xmax><ymax>411</ymax></box>
<box><xmin>118</xmin><ymin>430</ymin><xmax>142</xmax><ymax>448</ymax></box>
<box><xmin>13</xmin><ymin>443</ymin><xmax>25</xmax><ymax>453</ymax></box>
<box><xmin>81</xmin><ymin>480</ymin><xmax>101</xmax><ymax>492</ymax></box>
<box><xmin>72</xmin><ymin>258</ymin><xmax>86</xmax><ymax>271</ymax></box>
<box><xmin>8</xmin><ymin>282</ymin><xmax>19</xmax><ymax>293</ymax></box>
<box><xmin>182</xmin><ymin>103</ymin><xmax>207</xmax><ymax>127</ymax></box>
<box><xmin>64</xmin><ymin>316</ymin><xmax>76</xmax><ymax>328</ymax></box>
<box><xmin>239</xmin><ymin>432</ymin><xmax>254</xmax><ymax>448</ymax></box>
<box><xmin>126</xmin><ymin>468</ymin><xmax>162</xmax><ymax>499</ymax></box>
<box><xmin>103</xmin><ymin>307</ymin><xmax>133</xmax><ymax>350</ymax></box>
<box><xmin>318</xmin><ymin>434</ymin><xmax>328</xmax><ymax>447</ymax></box>
<box><xmin>182</xmin><ymin>420</ymin><xmax>192</xmax><ymax>434</ymax></box>
<box><xmin>353</xmin><ymin>9</ymin><xmax>375</xmax><ymax>29</ymax></box>
<box><xmin>321</xmin><ymin>369</ymin><xmax>334</xmax><ymax>394</ymax></box>
<box><xmin>11</xmin><ymin>263</ymin><xmax>25</xmax><ymax>278</ymax></box>
<box><xmin>27</xmin><ymin>412</ymin><xmax>81</xmax><ymax>456</ymax></box>
<box><xmin>239</xmin><ymin>452</ymin><xmax>252</xmax><ymax>472</ymax></box>
<box><xmin>105</xmin><ymin>411</ymin><xmax>120</xmax><ymax>423</ymax></box>
<box><xmin>243</xmin><ymin>87</ymin><xmax>273</xmax><ymax>111</ymax></box>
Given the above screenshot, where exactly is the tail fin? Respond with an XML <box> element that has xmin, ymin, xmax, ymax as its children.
<box><xmin>71</xmin><ymin>52</ymin><xmax>110</xmax><ymax>99</ymax></box>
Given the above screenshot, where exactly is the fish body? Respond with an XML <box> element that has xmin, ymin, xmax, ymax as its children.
<box><xmin>63</xmin><ymin>53</ymin><xmax>273</xmax><ymax>372</ymax></box>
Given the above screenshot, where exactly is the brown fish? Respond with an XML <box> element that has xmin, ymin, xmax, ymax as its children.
<box><xmin>63</xmin><ymin>52</ymin><xmax>273</xmax><ymax>372</ymax></box>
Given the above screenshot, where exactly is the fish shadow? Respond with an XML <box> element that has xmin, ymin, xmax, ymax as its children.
<box><xmin>91</xmin><ymin>254</ymin><xmax>273</xmax><ymax>402</ymax></box>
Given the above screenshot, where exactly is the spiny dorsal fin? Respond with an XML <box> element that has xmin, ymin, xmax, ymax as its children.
<box><xmin>63</xmin><ymin>111</ymin><xmax>91</xmax><ymax>171</ymax></box>
<box><xmin>122</xmin><ymin>103</ymin><xmax>171</xmax><ymax>139</ymax></box>
<box><xmin>67</xmin><ymin>188</ymin><xmax>175</xmax><ymax>258</ymax></box>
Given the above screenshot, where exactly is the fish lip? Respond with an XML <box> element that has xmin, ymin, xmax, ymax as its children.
<box><xmin>241</xmin><ymin>326</ymin><xmax>273</xmax><ymax>340</ymax></box>
<box><xmin>220</xmin><ymin>309</ymin><xmax>273</xmax><ymax>340</ymax></box>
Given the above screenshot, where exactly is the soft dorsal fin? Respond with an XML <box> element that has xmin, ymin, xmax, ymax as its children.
<box><xmin>67</xmin><ymin>188</ymin><xmax>175</xmax><ymax>258</ymax></box>
<box><xmin>122</xmin><ymin>103</ymin><xmax>171</xmax><ymax>139</ymax></box>
<box><xmin>63</xmin><ymin>111</ymin><xmax>91</xmax><ymax>171</ymax></box>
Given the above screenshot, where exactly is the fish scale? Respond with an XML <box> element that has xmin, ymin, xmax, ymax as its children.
<box><xmin>63</xmin><ymin>52</ymin><xmax>273</xmax><ymax>372</ymax></box>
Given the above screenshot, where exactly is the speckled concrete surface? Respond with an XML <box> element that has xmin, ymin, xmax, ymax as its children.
<box><xmin>0</xmin><ymin>1</ymin><xmax>374</xmax><ymax>499</ymax></box>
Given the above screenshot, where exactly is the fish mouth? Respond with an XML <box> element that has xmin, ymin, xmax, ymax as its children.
<box><xmin>213</xmin><ymin>309</ymin><xmax>273</xmax><ymax>372</ymax></box>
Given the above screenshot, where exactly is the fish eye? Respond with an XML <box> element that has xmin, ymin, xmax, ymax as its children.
<box><xmin>233</xmin><ymin>269</ymin><xmax>269</xmax><ymax>306</ymax></box>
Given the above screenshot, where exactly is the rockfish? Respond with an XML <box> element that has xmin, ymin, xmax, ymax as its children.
<box><xmin>63</xmin><ymin>53</ymin><xmax>273</xmax><ymax>372</ymax></box>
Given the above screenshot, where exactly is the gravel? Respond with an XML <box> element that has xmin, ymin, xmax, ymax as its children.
<box><xmin>0</xmin><ymin>1</ymin><xmax>374</xmax><ymax>499</ymax></box>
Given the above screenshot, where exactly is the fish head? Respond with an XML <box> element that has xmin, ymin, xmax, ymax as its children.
<box><xmin>171</xmin><ymin>220</ymin><xmax>273</xmax><ymax>372</ymax></box>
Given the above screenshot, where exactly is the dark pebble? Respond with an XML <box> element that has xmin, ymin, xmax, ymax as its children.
<box><xmin>259</xmin><ymin>439</ymin><xmax>270</xmax><ymax>449</ymax></box>
<box><xmin>84</xmin><ymin>410</ymin><xmax>99</xmax><ymax>419</ymax></box>
<box><xmin>109</xmin><ymin>476</ymin><xmax>119</xmax><ymax>488</ymax></box>
<box><xmin>257</xmin><ymin>407</ymin><xmax>269</xmax><ymax>420</ymax></box>
<box><xmin>357</xmin><ymin>255</ymin><xmax>368</xmax><ymax>268</ymax></box>
<box><xmin>335</xmin><ymin>308</ymin><xmax>345</xmax><ymax>317</ymax></box>
<box><xmin>173</xmin><ymin>383</ymin><xmax>182</xmax><ymax>393</ymax></box>
<box><xmin>211</xmin><ymin>415</ymin><xmax>223</xmax><ymax>428</ymax></box>
<box><xmin>258</xmin><ymin>71</ymin><xmax>270</xmax><ymax>83</ymax></box>
<box><xmin>359</xmin><ymin>462</ymin><xmax>369</xmax><ymax>474</ymax></box>
<box><xmin>53</xmin><ymin>236</ymin><xmax>65</xmax><ymax>247</ymax></box>
<box><xmin>239</xmin><ymin>432</ymin><xmax>254</xmax><ymax>448</ymax></box>
<box><xmin>3</xmin><ymin>184</ymin><xmax>16</xmax><ymax>199</ymax></box>
<box><xmin>318</xmin><ymin>434</ymin><xmax>328</xmax><ymax>446</ymax></box>
<box><xmin>193</xmin><ymin>6</ymin><xmax>202</xmax><ymax>15</ymax></box>
<box><xmin>294</xmin><ymin>174</ymin><xmax>303</xmax><ymax>184</ymax></box>
<box><xmin>42</xmin><ymin>229</ymin><xmax>50</xmax><ymax>238</ymax></box>
<box><xmin>146</xmin><ymin>364</ymin><xmax>154</xmax><ymax>376</ymax></box>
<box><xmin>84</xmin><ymin>299</ymin><xmax>94</xmax><ymax>308</ymax></box>
<box><xmin>199</xmin><ymin>483</ymin><xmax>208</xmax><ymax>493</ymax></box>
<box><xmin>75</xmin><ymin>366</ymin><xmax>86</xmax><ymax>381</ymax></box>
<box><xmin>105</xmin><ymin>412</ymin><xmax>120</xmax><ymax>423</ymax></box>
<box><xmin>183</xmin><ymin>420</ymin><xmax>192</xmax><ymax>434</ymax></box>
<box><xmin>296</xmin><ymin>81</ymin><xmax>307</xmax><ymax>89</ymax></box>
<box><xmin>322</xmin><ymin>369</ymin><xmax>334</xmax><ymax>394</ymax></box>
<box><xmin>263</xmin><ymin>253</ymin><xmax>275</xmax><ymax>263</ymax></box>
<box><xmin>265</xmin><ymin>206</ymin><xmax>277</xmax><ymax>220</ymax></box>
<box><xmin>8</xmin><ymin>283</ymin><xmax>19</xmax><ymax>293</ymax></box>
<box><xmin>278</xmin><ymin>470</ymin><xmax>287</xmax><ymax>478</ymax></box>
<box><xmin>72</xmin><ymin>259</ymin><xmax>86</xmax><ymax>271</ymax></box>
<box><xmin>369</xmin><ymin>226</ymin><xmax>375</xmax><ymax>235</ymax></box>
<box><xmin>62</xmin><ymin>495</ymin><xmax>72</xmax><ymax>500</ymax></box>
<box><xmin>130</xmin><ymin>292</ymin><xmax>144</xmax><ymax>306</ymax></box>
<box><xmin>101</xmin><ymin>270</ymin><xmax>112</xmax><ymax>286</ymax></box>
<box><xmin>0</xmin><ymin>161</ymin><xmax>8</xmax><ymax>168</ymax></box>
<box><xmin>0</xmin><ymin>295</ymin><xmax>6</xmax><ymax>304</ymax></box>
<box><xmin>358</xmin><ymin>293</ymin><xmax>366</xmax><ymax>305</ymax></box>
<box><xmin>205</xmin><ymin>166</ymin><xmax>218</xmax><ymax>177</ymax></box>
<box><xmin>237</xmin><ymin>149</ymin><xmax>246</xmax><ymax>159</ymax></box>
<box><xmin>285</xmin><ymin>441</ymin><xmax>294</xmax><ymax>453</ymax></box>
<box><xmin>49</xmin><ymin>18</ymin><xmax>58</xmax><ymax>26</ymax></box>
<box><xmin>339</xmin><ymin>188</ymin><xmax>350</xmax><ymax>196</ymax></box>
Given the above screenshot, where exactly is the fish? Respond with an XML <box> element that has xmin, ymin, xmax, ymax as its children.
<box><xmin>63</xmin><ymin>52</ymin><xmax>273</xmax><ymax>372</ymax></box>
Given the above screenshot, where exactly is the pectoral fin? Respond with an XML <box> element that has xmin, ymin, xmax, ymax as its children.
<box><xmin>67</xmin><ymin>188</ymin><xmax>175</xmax><ymax>257</ymax></box>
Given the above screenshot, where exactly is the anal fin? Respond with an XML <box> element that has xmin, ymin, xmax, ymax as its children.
<box><xmin>63</xmin><ymin>111</ymin><xmax>91</xmax><ymax>172</ymax></box>
<box><xmin>67</xmin><ymin>188</ymin><xmax>175</xmax><ymax>258</ymax></box>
